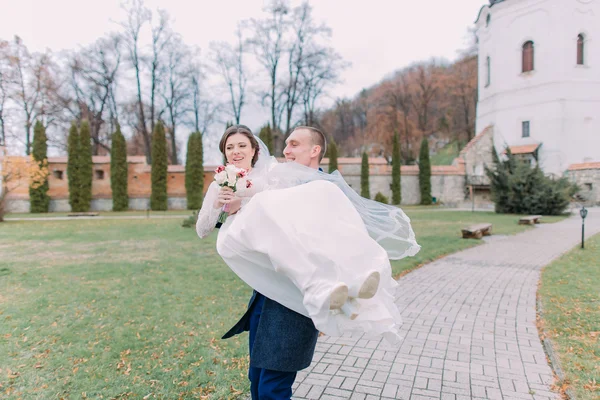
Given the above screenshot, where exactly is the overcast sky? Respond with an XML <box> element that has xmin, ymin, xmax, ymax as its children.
<box><xmin>0</xmin><ymin>0</ymin><xmax>488</xmax><ymax>158</ymax></box>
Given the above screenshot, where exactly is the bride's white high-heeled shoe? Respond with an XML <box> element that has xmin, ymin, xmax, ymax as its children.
<box><xmin>329</xmin><ymin>283</ymin><xmax>349</xmax><ymax>310</ymax></box>
<box><xmin>349</xmin><ymin>270</ymin><xmax>381</xmax><ymax>299</ymax></box>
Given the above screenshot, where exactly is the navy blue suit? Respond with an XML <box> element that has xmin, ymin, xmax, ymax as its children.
<box><xmin>222</xmin><ymin>291</ymin><xmax>319</xmax><ymax>399</ymax></box>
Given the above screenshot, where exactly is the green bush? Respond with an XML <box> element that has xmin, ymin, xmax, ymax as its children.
<box><xmin>185</xmin><ymin>131</ymin><xmax>204</xmax><ymax>210</ymax></box>
<box><xmin>390</xmin><ymin>131</ymin><xmax>401</xmax><ymax>205</ymax></box>
<box><xmin>181</xmin><ymin>210</ymin><xmax>199</xmax><ymax>228</ymax></box>
<box><xmin>374</xmin><ymin>192</ymin><xmax>389</xmax><ymax>204</ymax></box>
<box><xmin>419</xmin><ymin>137</ymin><xmax>432</xmax><ymax>205</ymax></box>
<box><xmin>361</xmin><ymin>152</ymin><xmax>370</xmax><ymax>198</ymax></box>
<box><xmin>151</xmin><ymin>121</ymin><xmax>168</xmax><ymax>211</ymax></box>
<box><xmin>258</xmin><ymin>123</ymin><xmax>274</xmax><ymax>155</ymax></box>
<box><xmin>327</xmin><ymin>140</ymin><xmax>339</xmax><ymax>173</ymax></box>
<box><xmin>486</xmin><ymin>149</ymin><xmax>575</xmax><ymax>215</ymax></box>
<box><xmin>79</xmin><ymin>120</ymin><xmax>93</xmax><ymax>211</ymax></box>
<box><xmin>67</xmin><ymin>122</ymin><xmax>81</xmax><ymax>211</ymax></box>
<box><xmin>29</xmin><ymin>121</ymin><xmax>50</xmax><ymax>213</ymax></box>
<box><xmin>111</xmin><ymin>124</ymin><xmax>129</xmax><ymax>211</ymax></box>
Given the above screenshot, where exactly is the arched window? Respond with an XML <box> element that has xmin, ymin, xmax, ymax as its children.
<box><xmin>486</xmin><ymin>56</ymin><xmax>491</xmax><ymax>86</ymax></box>
<box><xmin>522</xmin><ymin>41</ymin><xmax>534</xmax><ymax>73</ymax></box>
<box><xmin>577</xmin><ymin>34</ymin><xmax>585</xmax><ymax>65</ymax></box>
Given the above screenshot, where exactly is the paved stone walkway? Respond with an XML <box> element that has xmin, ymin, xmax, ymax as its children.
<box><xmin>292</xmin><ymin>209</ymin><xmax>600</xmax><ymax>400</ymax></box>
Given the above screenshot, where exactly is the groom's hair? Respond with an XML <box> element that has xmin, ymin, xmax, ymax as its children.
<box><xmin>219</xmin><ymin>124</ymin><xmax>260</xmax><ymax>167</ymax></box>
<box><xmin>291</xmin><ymin>126</ymin><xmax>327</xmax><ymax>161</ymax></box>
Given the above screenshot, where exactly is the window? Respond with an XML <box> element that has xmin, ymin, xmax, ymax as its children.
<box><xmin>522</xmin><ymin>121</ymin><xmax>530</xmax><ymax>138</ymax></box>
<box><xmin>486</xmin><ymin>56</ymin><xmax>491</xmax><ymax>87</ymax></box>
<box><xmin>577</xmin><ymin>34</ymin><xmax>585</xmax><ymax>65</ymax></box>
<box><xmin>95</xmin><ymin>170</ymin><xmax>105</xmax><ymax>180</ymax></box>
<box><xmin>53</xmin><ymin>170</ymin><xmax>64</xmax><ymax>180</ymax></box>
<box><xmin>585</xmin><ymin>183</ymin><xmax>593</xmax><ymax>191</ymax></box>
<box><xmin>522</xmin><ymin>41</ymin><xmax>534</xmax><ymax>72</ymax></box>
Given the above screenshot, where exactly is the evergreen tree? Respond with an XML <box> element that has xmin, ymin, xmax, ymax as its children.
<box><xmin>327</xmin><ymin>140</ymin><xmax>339</xmax><ymax>173</ymax></box>
<box><xmin>419</xmin><ymin>137</ymin><xmax>432</xmax><ymax>205</ymax></box>
<box><xmin>29</xmin><ymin>120</ymin><xmax>50</xmax><ymax>213</ymax></box>
<box><xmin>185</xmin><ymin>131</ymin><xmax>204</xmax><ymax>210</ymax></box>
<box><xmin>151</xmin><ymin>121</ymin><xmax>168</xmax><ymax>210</ymax></box>
<box><xmin>361</xmin><ymin>152</ymin><xmax>370</xmax><ymax>198</ymax></box>
<box><xmin>486</xmin><ymin>148</ymin><xmax>574</xmax><ymax>215</ymax></box>
<box><xmin>110</xmin><ymin>124</ymin><xmax>128</xmax><ymax>211</ymax></box>
<box><xmin>390</xmin><ymin>131</ymin><xmax>401</xmax><ymax>205</ymax></box>
<box><xmin>79</xmin><ymin>120</ymin><xmax>93</xmax><ymax>211</ymax></box>
<box><xmin>258</xmin><ymin>123</ymin><xmax>274</xmax><ymax>154</ymax></box>
<box><xmin>67</xmin><ymin>122</ymin><xmax>81</xmax><ymax>211</ymax></box>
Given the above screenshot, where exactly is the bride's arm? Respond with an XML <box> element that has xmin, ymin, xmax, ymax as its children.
<box><xmin>195</xmin><ymin>182</ymin><xmax>222</xmax><ymax>239</ymax></box>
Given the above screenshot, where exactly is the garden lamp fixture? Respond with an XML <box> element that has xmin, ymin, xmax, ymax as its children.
<box><xmin>580</xmin><ymin>206</ymin><xmax>588</xmax><ymax>249</ymax></box>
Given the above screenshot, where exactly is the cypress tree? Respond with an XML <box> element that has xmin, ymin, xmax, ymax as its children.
<box><xmin>258</xmin><ymin>123</ymin><xmax>274</xmax><ymax>154</ymax></box>
<box><xmin>327</xmin><ymin>139</ymin><xmax>339</xmax><ymax>174</ymax></box>
<box><xmin>185</xmin><ymin>131</ymin><xmax>204</xmax><ymax>210</ymax></box>
<box><xmin>67</xmin><ymin>122</ymin><xmax>81</xmax><ymax>211</ymax></box>
<box><xmin>361</xmin><ymin>152</ymin><xmax>370</xmax><ymax>199</ymax></box>
<box><xmin>151</xmin><ymin>121</ymin><xmax>168</xmax><ymax>210</ymax></box>
<box><xmin>419</xmin><ymin>137</ymin><xmax>432</xmax><ymax>205</ymax></box>
<box><xmin>111</xmin><ymin>124</ymin><xmax>128</xmax><ymax>211</ymax></box>
<box><xmin>390</xmin><ymin>131</ymin><xmax>401</xmax><ymax>205</ymax></box>
<box><xmin>29</xmin><ymin>120</ymin><xmax>50</xmax><ymax>213</ymax></box>
<box><xmin>79</xmin><ymin>120</ymin><xmax>93</xmax><ymax>211</ymax></box>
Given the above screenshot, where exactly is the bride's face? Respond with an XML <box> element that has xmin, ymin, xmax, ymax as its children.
<box><xmin>225</xmin><ymin>133</ymin><xmax>256</xmax><ymax>170</ymax></box>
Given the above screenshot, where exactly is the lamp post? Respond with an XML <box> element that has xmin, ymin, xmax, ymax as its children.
<box><xmin>580</xmin><ymin>206</ymin><xmax>588</xmax><ymax>249</ymax></box>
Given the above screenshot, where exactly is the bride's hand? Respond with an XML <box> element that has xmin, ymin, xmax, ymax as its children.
<box><xmin>214</xmin><ymin>187</ymin><xmax>235</xmax><ymax>209</ymax></box>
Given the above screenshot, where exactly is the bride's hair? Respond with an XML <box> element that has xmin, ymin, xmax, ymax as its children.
<box><xmin>219</xmin><ymin>124</ymin><xmax>260</xmax><ymax>167</ymax></box>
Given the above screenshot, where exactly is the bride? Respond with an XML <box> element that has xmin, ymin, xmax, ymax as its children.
<box><xmin>196</xmin><ymin>125</ymin><xmax>420</xmax><ymax>342</ymax></box>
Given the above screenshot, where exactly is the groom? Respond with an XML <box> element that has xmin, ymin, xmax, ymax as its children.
<box><xmin>222</xmin><ymin>126</ymin><xmax>328</xmax><ymax>400</ymax></box>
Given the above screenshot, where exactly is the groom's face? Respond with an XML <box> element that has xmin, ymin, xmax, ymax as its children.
<box><xmin>283</xmin><ymin>129</ymin><xmax>320</xmax><ymax>167</ymax></box>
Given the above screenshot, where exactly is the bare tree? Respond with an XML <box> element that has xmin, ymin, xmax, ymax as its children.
<box><xmin>69</xmin><ymin>33</ymin><xmax>122</xmax><ymax>154</ymax></box>
<box><xmin>410</xmin><ymin>64</ymin><xmax>439</xmax><ymax>136</ymax></box>
<box><xmin>0</xmin><ymin>40</ymin><xmax>9</xmax><ymax>146</ymax></box>
<box><xmin>450</xmin><ymin>55</ymin><xmax>477</xmax><ymax>142</ymax></box>
<box><xmin>301</xmin><ymin>47</ymin><xmax>345</xmax><ymax>126</ymax></box>
<box><xmin>7</xmin><ymin>37</ymin><xmax>57</xmax><ymax>155</ymax></box>
<box><xmin>149</xmin><ymin>8</ymin><xmax>172</xmax><ymax>136</ymax></box>
<box><xmin>210</xmin><ymin>26</ymin><xmax>247</xmax><ymax>124</ymax></box>
<box><xmin>119</xmin><ymin>0</ymin><xmax>152</xmax><ymax>162</ymax></box>
<box><xmin>161</xmin><ymin>35</ymin><xmax>191</xmax><ymax>164</ymax></box>
<box><xmin>387</xmin><ymin>72</ymin><xmax>413</xmax><ymax>162</ymax></box>
<box><xmin>249</xmin><ymin>0</ymin><xmax>290</xmax><ymax>133</ymax></box>
<box><xmin>281</xmin><ymin>2</ymin><xmax>335</xmax><ymax>134</ymax></box>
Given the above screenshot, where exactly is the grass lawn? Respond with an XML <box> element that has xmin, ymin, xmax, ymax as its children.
<box><xmin>539</xmin><ymin>233</ymin><xmax>600</xmax><ymax>400</ymax></box>
<box><xmin>0</xmin><ymin>210</ymin><xmax>568</xmax><ymax>398</ymax></box>
<box><xmin>5</xmin><ymin>210</ymin><xmax>193</xmax><ymax>219</ymax></box>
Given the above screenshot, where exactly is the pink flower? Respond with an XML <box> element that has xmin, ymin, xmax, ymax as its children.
<box><xmin>215</xmin><ymin>165</ymin><xmax>225</xmax><ymax>173</ymax></box>
<box><xmin>246</xmin><ymin>180</ymin><xmax>253</xmax><ymax>189</ymax></box>
<box><xmin>237</xmin><ymin>169</ymin><xmax>247</xmax><ymax>178</ymax></box>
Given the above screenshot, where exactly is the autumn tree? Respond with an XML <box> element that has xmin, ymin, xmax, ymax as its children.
<box><xmin>1</xmin><ymin>155</ymin><xmax>48</xmax><ymax>221</ymax></box>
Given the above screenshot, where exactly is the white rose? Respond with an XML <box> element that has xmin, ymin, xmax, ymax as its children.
<box><xmin>214</xmin><ymin>171</ymin><xmax>227</xmax><ymax>185</ymax></box>
<box><xmin>225</xmin><ymin>164</ymin><xmax>239</xmax><ymax>186</ymax></box>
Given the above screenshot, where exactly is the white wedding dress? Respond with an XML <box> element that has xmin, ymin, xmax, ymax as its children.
<box><xmin>196</xmin><ymin>151</ymin><xmax>420</xmax><ymax>343</ymax></box>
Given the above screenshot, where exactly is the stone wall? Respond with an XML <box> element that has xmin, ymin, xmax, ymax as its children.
<box><xmin>567</xmin><ymin>163</ymin><xmax>600</xmax><ymax>205</ymax></box>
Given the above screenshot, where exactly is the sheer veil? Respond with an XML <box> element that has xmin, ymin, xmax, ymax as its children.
<box><xmin>252</xmin><ymin>136</ymin><xmax>421</xmax><ymax>261</ymax></box>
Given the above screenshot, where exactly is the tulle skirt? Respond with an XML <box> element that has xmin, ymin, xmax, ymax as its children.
<box><xmin>216</xmin><ymin>180</ymin><xmax>403</xmax><ymax>343</ymax></box>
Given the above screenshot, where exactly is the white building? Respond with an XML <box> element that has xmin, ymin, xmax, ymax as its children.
<box><xmin>475</xmin><ymin>0</ymin><xmax>600</xmax><ymax>176</ymax></box>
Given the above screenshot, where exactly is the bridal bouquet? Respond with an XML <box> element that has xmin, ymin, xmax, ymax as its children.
<box><xmin>214</xmin><ymin>164</ymin><xmax>252</xmax><ymax>228</ymax></box>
